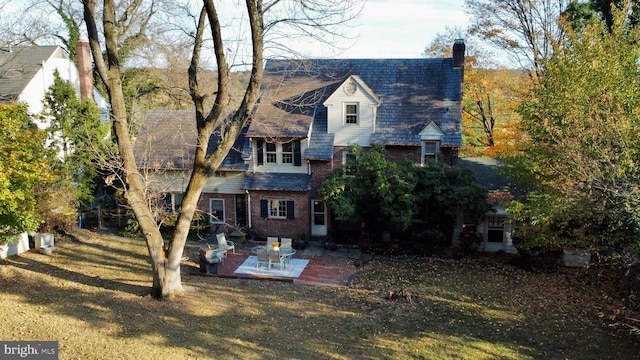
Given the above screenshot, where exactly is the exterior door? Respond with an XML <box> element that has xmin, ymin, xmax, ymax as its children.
<box><xmin>311</xmin><ymin>200</ymin><xmax>327</xmax><ymax>237</ymax></box>
<box><xmin>235</xmin><ymin>194</ymin><xmax>247</xmax><ymax>228</ymax></box>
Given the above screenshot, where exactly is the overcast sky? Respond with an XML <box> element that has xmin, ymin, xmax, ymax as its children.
<box><xmin>333</xmin><ymin>0</ymin><xmax>469</xmax><ymax>59</ymax></box>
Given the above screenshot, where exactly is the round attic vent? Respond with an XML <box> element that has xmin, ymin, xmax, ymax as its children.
<box><xmin>344</xmin><ymin>80</ymin><xmax>357</xmax><ymax>95</ymax></box>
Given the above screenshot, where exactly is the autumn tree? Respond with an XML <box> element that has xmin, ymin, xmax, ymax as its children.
<box><xmin>424</xmin><ymin>28</ymin><xmax>528</xmax><ymax>157</ymax></box>
<box><xmin>505</xmin><ymin>5</ymin><xmax>640</xmax><ymax>252</ymax></box>
<box><xmin>564</xmin><ymin>0</ymin><xmax>640</xmax><ymax>31</ymax></box>
<box><xmin>0</xmin><ymin>103</ymin><xmax>55</xmax><ymax>240</ymax></box>
<box><xmin>82</xmin><ymin>0</ymin><xmax>362</xmax><ymax>299</ymax></box>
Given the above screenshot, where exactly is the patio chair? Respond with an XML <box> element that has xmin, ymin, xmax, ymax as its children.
<box><xmin>269</xmin><ymin>249</ymin><xmax>285</xmax><ymax>270</ymax></box>
<box><xmin>216</xmin><ymin>232</ymin><xmax>235</xmax><ymax>255</ymax></box>
<box><xmin>280</xmin><ymin>238</ymin><xmax>292</xmax><ymax>249</ymax></box>
<box><xmin>266</xmin><ymin>237</ymin><xmax>279</xmax><ymax>247</ymax></box>
<box><xmin>256</xmin><ymin>248</ymin><xmax>269</xmax><ymax>269</ymax></box>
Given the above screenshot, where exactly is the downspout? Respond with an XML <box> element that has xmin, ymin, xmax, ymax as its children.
<box><xmin>246</xmin><ymin>190</ymin><xmax>252</xmax><ymax>228</ymax></box>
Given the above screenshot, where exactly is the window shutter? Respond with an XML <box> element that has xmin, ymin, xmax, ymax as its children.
<box><xmin>260</xmin><ymin>199</ymin><xmax>268</xmax><ymax>218</ymax></box>
<box><xmin>256</xmin><ymin>140</ymin><xmax>264</xmax><ymax>165</ymax></box>
<box><xmin>286</xmin><ymin>201</ymin><xmax>295</xmax><ymax>220</ymax></box>
<box><xmin>293</xmin><ymin>140</ymin><xmax>302</xmax><ymax>166</ymax></box>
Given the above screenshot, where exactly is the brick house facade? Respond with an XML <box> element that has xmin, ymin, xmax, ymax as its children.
<box><xmin>134</xmin><ymin>40</ymin><xmax>465</xmax><ymax>242</ymax></box>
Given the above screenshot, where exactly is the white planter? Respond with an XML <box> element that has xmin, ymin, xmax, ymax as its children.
<box><xmin>563</xmin><ymin>249</ymin><xmax>591</xmax><ymax>268</ymax></box>
<box><xmin>0</xmin><ymin>244</ymin><xmax>8</xmax><ymax>260</ymax></box>
<box><xmin>35</xmin><ymin>233</ymin><xmax>54</xmax><ymax>249</ymax></box>
<box><xmin>5</xmin><ymin>232</ymin><xmax>30</xmax><ymax>257</ymax></box>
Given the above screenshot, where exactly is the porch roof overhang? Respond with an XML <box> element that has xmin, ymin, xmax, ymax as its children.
<box><xmin>242</xmin><ymin>172</ymin><xmax>312</xmax><ymax>191</ymax></box>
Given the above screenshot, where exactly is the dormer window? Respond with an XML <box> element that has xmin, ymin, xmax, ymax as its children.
<box><xmin>265</xmin><ymin>142</ymin><xmax>277</xmax><ymax>163</ymax></box>
<box><xmin>345</xmin><ymin>103</ymin><xmax>358</xmax><ymax>124</ymax></box>
<box><xmin>255</xmin><ymin>139</ymin><xmax>302</xmax><ymax>166</ymax></box>
<box><xmin>281</xmin><ymin>142</ymin><xmax>293</xmax><ymax>164</ymax></box>
<box><xmin>422</xmin><ymin>140</ymin><xmax>440</xmax><ymax>163</ymax></box>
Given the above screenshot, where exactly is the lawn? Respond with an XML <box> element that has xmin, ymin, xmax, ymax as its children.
<box><xmin>0</xmin><ymin>229</ymin><xmax>637</xmax><ymax>359</ymax></box>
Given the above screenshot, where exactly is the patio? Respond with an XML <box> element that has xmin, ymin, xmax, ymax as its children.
<box><xmin>182</xmin><ymin>242</ymin><xmax>360</xmax><ymax>287</ymax></box>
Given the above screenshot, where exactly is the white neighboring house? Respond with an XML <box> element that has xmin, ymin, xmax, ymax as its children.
<box><xmin>0</xmin><ymin>42</ymin><xmax>109</xmax><ymax>257</ymax></box>
<box><xmin>0</xmin><ymin>43</ymin><xmax>109</xmax><ymax>128</ymax></box>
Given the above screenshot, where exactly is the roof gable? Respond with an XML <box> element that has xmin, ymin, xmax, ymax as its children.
<box><xmin>0</xmin><ymin>46</ymin><xmax>60</xmax><ymax>102</ymax></box>
<box><xmin>256</xmin><ymin>58</ymin><xmax>463</xmax><ymax>147</ymax></box>
<box><xmin>323</xmin><ymin>75</ymin><xmax>381</xmax><ymax>107</ymax></box>
<box><xmin>419</xmin><ymin>121</ymin><xmax>444</xmax><ymax>140</ymax></box>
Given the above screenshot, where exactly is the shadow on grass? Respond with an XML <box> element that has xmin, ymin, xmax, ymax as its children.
<box><xmin>0</xmin><ymin>231</ymin><xmax>637</xmax><ymax>359</ymax></box>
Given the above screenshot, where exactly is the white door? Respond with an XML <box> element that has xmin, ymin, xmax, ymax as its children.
<box><xmin>311</xmin><ymin>200</ymin><xmax>327</xmax><ymax>236</ymax></box>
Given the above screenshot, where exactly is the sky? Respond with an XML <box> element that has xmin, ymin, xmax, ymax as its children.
<box><xmin>314</xmin><ymin>0</ymin><xmax>470</xmax><ymax>59</ymax></box>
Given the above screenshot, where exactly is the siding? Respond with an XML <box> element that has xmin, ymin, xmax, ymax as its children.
<box><xmin>148</xmin><ymin>171</ymin><xmax>245</xmax><ymax>194</ymax></box>
<box><xmin>325</xmin><ymin>83</ymin><xmax>377</xmax><ymax>147</ymax></box>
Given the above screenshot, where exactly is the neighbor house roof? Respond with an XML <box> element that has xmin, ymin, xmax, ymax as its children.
<box><xmin>458</xmin><ymin>157</ymin><xmax>510</xmax><ymax>191</ymax></box>
<box><xmin>251</xmin><ymin>58</ymin><xmax>463</xmax><ymax>156</ymax></box>
<box><xmin>133</xmin><ymin>110</ymin><xmax>248</xmax><ymax>171</ymax></box>
<box><xmin>0</xmin><ymin>46</ymin><xmax>60</xmax><ymax>102</ymax></box>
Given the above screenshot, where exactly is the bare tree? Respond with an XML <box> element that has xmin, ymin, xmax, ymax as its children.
<box><xmin>82</xmin><ymin>0</ymin><xmax>363</xmax><ymax>299</ymax></box>
<box><xmin>465</xmin><ymin>0</ymin><xmax>570</xmax><ymax>77</ymax></box>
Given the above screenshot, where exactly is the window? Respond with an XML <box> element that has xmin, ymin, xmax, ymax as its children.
<box><xmin>345</xmin><ymin>103</ymin><xmax>358</xmax><ymax>124</ymax></box>
<box><xmin>209</xmin><ymin>199</ymin><xmax>225</xmax><ymax>224</ymax></box>
<box><xmin>260</xmin><ymin>199</ymin><xmax>295</xmax><ymax>220</ymax></box>
<box><xmin>487</xmin><ymin>216</ymin><xmax>505</xmax><ymax>243</ymax></box>
<box><xmin>281</xmin><ymin>142</ymin><xmax>293</xmax><ymax>164</ymax></box>
<box><xmin>265</xmin><ymin>142</ymin><xmax>277</xmax><ymax>163</ymax></box>
<box><xmin>256</xmin><ymin>139</ymin><xmax>302</xmax><ymax>166</ymax></box>
<box><xmin>342</xmin><ymin>151</ymin><xmax>357</xmax><ymax>177</ymax></box>
<box><xmin>422</xmin><ymin>140</ymin><xmax>439</xmax><ymax>164</ymax></box>
<box><xmin>269</xmin><ymin>200</ymin><xmax>287</xmax><ymax>218</ymax></box>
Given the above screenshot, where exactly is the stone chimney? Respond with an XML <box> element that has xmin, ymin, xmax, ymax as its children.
<box><xmin>452</xmin><ymin>39</ymin><xmax>465</xmax><ymax>82</ymax></box>
<box><xmin>76</xmin><ymin>39</ymin><xmax>94</xmax><ymax>101</ymax></box>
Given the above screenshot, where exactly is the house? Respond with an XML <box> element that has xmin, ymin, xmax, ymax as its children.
<box><xmin>134</xmin><ymin>40</ymin><xmax>466</xmax><ymax>242</ymax></box>
<box><xmin>0</xmin><ymin>42</ymin><xmax>109</xmax><ymax>257</ymax></box>
<box><xmin>455</xmin><ymin>157</ymin><xmax>517</xmax><ymax>253</ymax></box>
<box><xmin>0</xmin><ymin>42</ymin><xmax>109</xmax><ymax>126</ymax></box>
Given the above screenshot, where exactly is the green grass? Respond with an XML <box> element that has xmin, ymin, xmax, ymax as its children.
<box><xmin>0</xmin><ymin>229</ymin><xmax>637</xmax><ymax>359</ymax></box>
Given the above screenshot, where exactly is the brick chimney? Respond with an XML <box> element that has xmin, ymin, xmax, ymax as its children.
<box><xmin>452</xmin><ymin>39</ymin><xmax>465</xmax><ymax>82</ymax></box>
<box><xmin>76</xmin><ymin>39</ymin><xmax>94</xmax><ymax>101</ymax></box>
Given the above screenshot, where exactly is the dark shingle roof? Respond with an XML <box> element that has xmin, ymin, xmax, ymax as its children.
<box><xmin>458</xmin><ymin>157</ymin><xmax>510</xmax><ymax>191</ymax></box>
<box><xmin>253</xmin><ymin>58</ymin><xmax>463</xmax><ymax>147</ymax></box>
<box><xmin>242</xmin><ymin>172</ymin><xmax>312</xmax><ymax>191</ymax></box>
<box><xmin>0</xmin><ymin>46</ymin><xmax>60</xmax><ymax>102</ymax></box>
<box><xmin>134</xmin><ymin>110</ymin><xmax>248</xmax><ymax>171</ymax></box>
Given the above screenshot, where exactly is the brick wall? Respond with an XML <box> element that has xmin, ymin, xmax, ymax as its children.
<box><xmin>198</xmin><ymin>193</ymin><xmax>237</xmax><ymax>231</ymax></box>
<box><xmin>248</xmin><ymin>191</ymin><xmax>309</xmax><ymax>240</ymax></box>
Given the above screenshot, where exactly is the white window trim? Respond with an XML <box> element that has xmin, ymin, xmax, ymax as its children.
<box><xmin>265</xmin><ymin>142</ymin><xmax>277</xmax><ymax>163</ymax></box>
<box><xmin>281</xmin><ymin>142</ymin><xmax>293</xmax><ymax>164</ymax></box>
<box><xmin>421</xmin><ymin>140</ymin><xmax>440</xmax><ymax>165</ymax></box>
<box><xmin>262</xmin><ymin>141</ymin><xmax>295</xmax><ymax>165</ymax></box>
<box><xmin>344</xmin><ymin>102</ymin><xmax>359</xmax><ymax>125</ymax></box>
<box><xmin>342</xmin><ymin>150</ymin><xmax>357</xmax><ymax>177</ymax></box>
<box><xmin>268</xmin><ymin>199</ymin><xmax>287</xmax><ymax>219</ymax></box>
<box><xmin>209</xmin><ymin>198</ymin><xmax>225</xmax><ymax>224</ymax></box>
